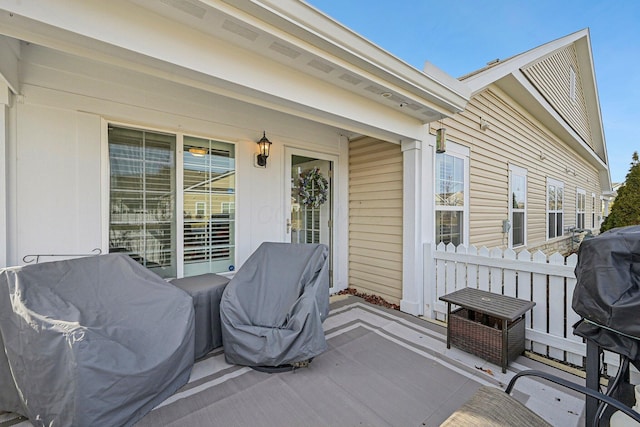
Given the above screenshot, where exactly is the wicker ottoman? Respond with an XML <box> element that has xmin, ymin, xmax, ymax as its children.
<box><xmin>440</xmin><ymin>288</ymin><xmax>535</xmax><ymax>373</ymax></box>
<box><xmin>449</xmin><ymin>308</ymin><xmax>525</xmax><ymax>370</ymax></box>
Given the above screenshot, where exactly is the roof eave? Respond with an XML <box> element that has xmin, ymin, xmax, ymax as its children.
<box><xmin>224</xmin><ymin>0</ymin><xmax>470</xmax><ymax>115</ymax></box>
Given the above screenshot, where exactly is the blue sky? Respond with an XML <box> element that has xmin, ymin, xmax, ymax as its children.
<box><xmin>306</xmin><ymin>0</ymin><xmax>640</xmax><ymax>184</ymax></box>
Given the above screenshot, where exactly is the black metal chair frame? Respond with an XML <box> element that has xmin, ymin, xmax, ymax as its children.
<box><xmin>506</xmin><ymin>370</ymin><xmax>640</xmax><ymax>426</ymax></box>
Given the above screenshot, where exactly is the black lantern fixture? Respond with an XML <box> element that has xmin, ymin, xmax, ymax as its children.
<box><xmin>256</xmin><ymin>131</ymin><xmax>272</xmax><ymax>167</ymax></box>
<box><xmin>436</xmin><ymin>128</ymin><xmax>446</xmax><ymax>154</ymax></box>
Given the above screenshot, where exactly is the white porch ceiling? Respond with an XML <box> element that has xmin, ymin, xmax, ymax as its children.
<box><xmin>0</xmin><ymin>0</ymin><xmax>469</xmax><ymax>142</ymax></box>
<box><xmin>131</xmin><ymin>0</ymin><xmax>468</xmax><ymax>121</ymax></box>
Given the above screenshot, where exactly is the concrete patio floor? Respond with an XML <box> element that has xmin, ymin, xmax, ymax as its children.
<box><xmin>1</xmin><ymin>295</ymin><xmax>588</xmax><ymax>426</ymax></box>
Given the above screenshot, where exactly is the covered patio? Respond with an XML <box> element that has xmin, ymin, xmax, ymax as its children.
<box><xmin>0</xmin><ymin>2</ymin><xmax>605</xmax><ymax>425</ymax></box>
<box><xmin>1</xmin><ymin>295</ymin><xmax>586</xmax><ymax>427</ymax></box>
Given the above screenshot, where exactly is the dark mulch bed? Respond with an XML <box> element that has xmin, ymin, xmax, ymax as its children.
<box><xmin>337</xmin><ymin>288</ymin><xmax>400</xmax><ymax>311</ymax></box>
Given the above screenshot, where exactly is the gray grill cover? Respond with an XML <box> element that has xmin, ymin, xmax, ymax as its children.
<box><xmin>0</xmin><ymin>254</ymin><xmax>195</xmax><ymax>426</ymax></box>
<box><xmin>572</xmin><ymin>225</ymin><xmax>640</xmax><ymax>363</ymax></box>
<box><xmin>220</xmin><ymin>242</ymin><xmax>329</xmax><ymax>367</ymax></box>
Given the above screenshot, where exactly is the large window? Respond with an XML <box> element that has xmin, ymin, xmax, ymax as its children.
<box><xmin>547</xmin><ymin>178</ymin><xmax>564</xmax><ymax>239</ymax></box>
<box><xmin>576</xmin><ymin>189</ymin><xmax>586</xmax><ymax>229</ymax></box>
<box><xmin>109</xmin><ymin>126</ymin><xmax>177</xmax><ymax>277</ymax></box>
<box><xmin>509</xmin><ymin>165</ymin><xmax>527</xmax><ymax>248</ymax></box>
<box><xmin>183</xmin><ymin>136</ymin><xmax>235</xmax><ymax>276</ymax></box>
<box><xmin>435</xmin><ymin>143</ymin><xmax>468</xmax><ymax>246</ymax></box>
<box><xmin>108</xmin><ymin>125</ymin><xmax>235</xmax><ymax>278</ymax></box>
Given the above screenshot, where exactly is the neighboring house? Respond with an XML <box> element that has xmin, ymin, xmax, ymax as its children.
<box><xmin>0</xmin><ymin>0</ymin><xmax>468</xmax><ymax>316</ymax></box>
<box><xmin>350</xmin><ymin>29</ymin><xmax>614</xmax><ymax>311</ymax></box>
<box><xmin>432</xmin><ymin>29</ymin><xmax>613</xmax><ymax>255</ymax></box>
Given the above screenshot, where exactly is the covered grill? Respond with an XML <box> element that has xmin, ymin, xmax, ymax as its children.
<box><xmin>572</xmin><ymin>225</ymin><xmax>640</xmax><ymax>422</ymax></box>
<box><xmin>572</xmin><ymin>225</ymin><xmax>640</xmax><ymax>367</ymax></box>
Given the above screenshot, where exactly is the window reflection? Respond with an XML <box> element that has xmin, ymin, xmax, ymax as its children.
<box><xmin>109</xmin><ymin>126</ymin><xmax>177</xmax><ymax>278</ymax></box>
<box><xmin>183</xmin><ymin>137</ymin><xmax>236</xmax><ymax>276</ymax></box>
<box><xmin>436</xmin><ymin>211</ymin><xmax>463</xmax><ymax>246</ymax></box>
<box><xmin>436</xmin><ymin>152</ymin><xmax>465</xmax><ymax>245</ymax></box>
<box><xmin>436</xmin><ymin>154</ymin><xmax>464</xmax><ymax>207</ymax></box>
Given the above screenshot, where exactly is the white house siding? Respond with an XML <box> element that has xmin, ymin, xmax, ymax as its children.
<box><xmin>522</xmin><ymin>45</ymin><xmax>594</xmax><ymax>152</ymax></box>
<box><xmin>435</xmin><ymin>87</ymin><xmax>603</xmax><ymax>254</ymax></box>
<box><xmin>5</xmin><ymin>43</ymin><xmax>350</xmax><ymax>277</ymax></box>
<box><xmin>349</xmin><ymin>136</ymin><xmax>403</xmax><ymax>304</ymax></box>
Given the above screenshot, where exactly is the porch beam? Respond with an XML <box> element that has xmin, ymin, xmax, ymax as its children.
<box><xmin>400</xmin><ymin>139</ymin><xmax>423</xmax><ymax>315</ymax></box>
<box><xmin>0</xmin><ymin>36</ymin><xmax>19</xmax><ymax>94</ymax></box>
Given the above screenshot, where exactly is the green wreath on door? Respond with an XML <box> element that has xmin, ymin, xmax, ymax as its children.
<box><xmin>297</xmin><ymin>167</ymin><xmax>328</xmax><ymax>209</ymax></box>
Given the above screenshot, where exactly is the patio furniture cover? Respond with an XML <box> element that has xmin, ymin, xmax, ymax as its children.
<box><xmin>572</xmin><ymin>225</ymin><xmax>640</xmax><ymax>367</ymax></box>
<box><xmin>0</xmin><ymin>254</ymin><xmax>195</xmax><ymax>426</ymax></box>
<box><xmin>220</xmin><ymin>242</ymin><xmax>330</xmax><ymax>367</ymax></box>
<box><xmin>171</xmin><ymin>273</ymin><xmax>230</xmax><ymax>359</ymax></box>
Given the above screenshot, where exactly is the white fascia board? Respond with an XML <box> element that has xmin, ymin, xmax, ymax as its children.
<box><xmin>575</xmin><ymin>34</ymin><xmax>609</xmax><ymax>168</ymax></box>
<box><xmin>0</xmin><ymin>2</ymin><xmax>424</xmax><ymax>141</ymax></box>
<box><xmin>465</xmin><ymin>29</ymin><xmax>589</xmax><ymax>96</ymax></box>
<box><xmin>230</xmin><ymin>0</ymin><xmax>470</xmax><ymax>112</ymax></box>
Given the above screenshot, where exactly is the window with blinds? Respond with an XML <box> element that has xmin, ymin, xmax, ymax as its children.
<box><xmin>303</xmin><ymin>206</ymin><xmax>321</xmax><ymax>243</ymax></box>
<box><xmin>436</xmin><ymin>152</ymin><xmax>466</xmax><ymax>246</ymax></box>
<box><xmin>108</xmin><ymin>126</ymin><xmax>177</xmax><ymax>278</ymax></box>
<box><xmin>109</xmin><ymin>125</ymin><xmax>236</xmax><ymax>278</ymax></box>
<box><xmin>547</xmin><ymin>178</ymin><xmax>564</xmax><ymax>239</ymax></box>
<box><xmin>576</xmin><ymin>189</ymin><xmax>586</xmax><ymax>230</ymax></box>
<box><xmin>510</xmin><ymin>165</ymin><xmax>527</xmax><ymax>248</ymax></box>
<box><xmin>183</xmin><ymin>137</ymin><xmax>235</xmax><ymax>276</ymax></box>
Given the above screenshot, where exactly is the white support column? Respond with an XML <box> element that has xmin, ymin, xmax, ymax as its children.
<box><xmin>400</xmin><ymin>139</ymin><xmax>423</xmax><ymax>315</ymax></box>
<box><xmin>0</xmin><ymin>83</ymin><xmax>9</xmax><ymax>268</ymax></box>
<box><xmin>422</xmin><ymin>131</ymin><xmax>436</xmax><ymax>318</ymax></box>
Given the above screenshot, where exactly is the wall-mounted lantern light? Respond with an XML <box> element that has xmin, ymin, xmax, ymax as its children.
<box><xmin>436</xmin><ymin>128</ymin><xmax>446</xmax><ymax>153</ymax></box>
<box><xmin>256</xmin><ymin>131</ymin><xmax>272</xmax><ymax>167</ymax></box>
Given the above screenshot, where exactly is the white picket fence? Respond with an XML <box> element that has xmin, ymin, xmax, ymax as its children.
<box><xmin>427</xmin><ymin>242</ymin><xmax>586</xmax><ymax>367</ymax></box>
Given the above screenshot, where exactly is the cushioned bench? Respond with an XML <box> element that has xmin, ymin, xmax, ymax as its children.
<box><xmin>441</xmin><ymin>370</ymin><xmax>640</xmax><ymax>427</ymax></box>
<box><xmin>440</xmin><ymin>386</ymin><xmax>551</xmax><ymax>427</ymax></box>
<box><xmin>171</xmin><ymin>273</ymin><xmax>230</xmax><ymax>360</ymax></box>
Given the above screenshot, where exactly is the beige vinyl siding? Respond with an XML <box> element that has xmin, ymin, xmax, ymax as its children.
<box><xmin>437</xmin><ymin>87</ymin><xmax>603</xmax><ymax>254</ymax></box>
<box><xmin>349</xmin><ymin>137</ymin><xmax>403</xmax><ymax>304</ymax></box>
<box><xmin>522</xmin><ymin>45</ymin><xmax>593</xmax><ymax>150</ymax></box>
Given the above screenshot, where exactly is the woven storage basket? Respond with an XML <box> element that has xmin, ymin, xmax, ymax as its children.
<box><xmin>449</xmin><ymin>308</ymin><xmax>525</xmax><ymax>366</ymax></box>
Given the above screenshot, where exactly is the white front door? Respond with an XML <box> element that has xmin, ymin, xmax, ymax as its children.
<box><xmin>285</xmin><ymin>148</ymin><xmax>336</xmax><ymax>289</ymax></box>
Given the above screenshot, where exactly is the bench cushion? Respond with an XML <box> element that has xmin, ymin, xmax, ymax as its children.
<box><xmin>440</xmin><ymin>386</ymin><xmax>552</xmax><ymax>427</ymax></box>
